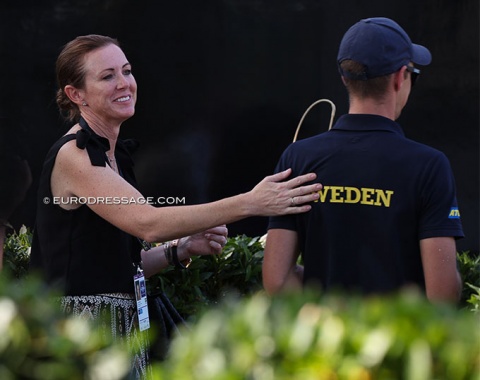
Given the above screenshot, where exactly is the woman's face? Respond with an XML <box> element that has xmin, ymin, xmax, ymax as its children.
<box><xmin>80</xmin><ymin>43</ymin><xmax>137</xmax><ymax>125</ymax></box>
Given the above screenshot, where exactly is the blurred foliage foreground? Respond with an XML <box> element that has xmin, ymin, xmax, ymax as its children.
<box><xmin>2</xmin><ymin>227</ymin><xmax>480</xmax><ymax>379</ymax></box>
<box><xmin>154</xmin><ymin>291</ymin><xmax>480</xmax><ymax>380</ymax></box>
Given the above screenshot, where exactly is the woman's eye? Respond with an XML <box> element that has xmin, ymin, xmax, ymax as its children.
<box><xmin>124</xmin><ymin>69</ymin><xmax>132</xmax><ymax>75</ymax></box>
<box><xmin>102</xmin><ymin>74</ymin><xmax>113</xmax><ymax>80</ymax></box>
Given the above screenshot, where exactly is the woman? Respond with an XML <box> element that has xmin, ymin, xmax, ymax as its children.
<box><xmin>30</xmin><ymin>35</ymin><xmax>321</xmax><ymax>378</ymax></box>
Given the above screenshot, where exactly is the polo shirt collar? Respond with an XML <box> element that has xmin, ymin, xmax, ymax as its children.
<box><xmin>332</xmin><ymin>114</ymin><xmax>405</xmax><ymax>137</ymax></box>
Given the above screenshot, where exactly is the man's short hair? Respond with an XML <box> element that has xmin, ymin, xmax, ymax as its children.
<box><xmin>340</xmin><ymin>60</ymin><xmax>392</xmax><ymax>99</ymax></box>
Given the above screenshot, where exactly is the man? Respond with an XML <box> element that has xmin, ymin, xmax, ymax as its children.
<box><xmin>263</xmin><ymin>17</ymin><xmax>464</xmax><ymax>303</ymax></box>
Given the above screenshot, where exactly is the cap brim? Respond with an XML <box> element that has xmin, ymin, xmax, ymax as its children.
<box><xmin>412</xmin><ymin>43</ymin><xmax>432</xmax><ymax>66</ymax></box>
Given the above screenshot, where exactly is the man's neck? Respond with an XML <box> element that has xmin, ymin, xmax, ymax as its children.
<box><xmin>348</xmin><ymin>97</ymin><xmax>396</xmax><ymax>120</ymax></box>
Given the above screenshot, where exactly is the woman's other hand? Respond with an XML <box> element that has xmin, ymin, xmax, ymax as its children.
<box><xmin>178</xmin><ymin>225</ymin><xmax>228</xmax><ymax>258</ymax></box>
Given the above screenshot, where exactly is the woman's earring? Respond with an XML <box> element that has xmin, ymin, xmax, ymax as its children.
<box><xmin>82</xmin><ymin>101</ymin><xmax>87</xmax><ymax>106</ymax></box>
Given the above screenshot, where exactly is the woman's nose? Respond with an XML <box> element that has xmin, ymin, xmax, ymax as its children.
<box><xmin>117</xmin><ymin>74</ymin><xmax>129</xmax><ymax>88</ymax></box>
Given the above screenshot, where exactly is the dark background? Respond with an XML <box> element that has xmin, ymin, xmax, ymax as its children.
<box><xmin>1</xmin><ymin>0</ymin><xmax>478</xmax><ymax>252</ymax></box>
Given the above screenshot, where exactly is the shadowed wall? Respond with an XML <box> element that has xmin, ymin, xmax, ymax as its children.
<box><xmin>1</xmin><ymin>0</ymin><xmax>478</xmax><ymax>252</ymax></box>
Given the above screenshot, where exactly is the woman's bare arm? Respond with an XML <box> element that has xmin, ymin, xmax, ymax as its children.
<box><xmin>52</xmin><ymin>140</ymin><xmax>322</xmax><ymax>243</ymax></box>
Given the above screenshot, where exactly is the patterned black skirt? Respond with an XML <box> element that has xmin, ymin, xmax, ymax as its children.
<box><xmin>61</xmin><ymin>293</ymin><xmax>150</xmax><ymax>379</ymax></box>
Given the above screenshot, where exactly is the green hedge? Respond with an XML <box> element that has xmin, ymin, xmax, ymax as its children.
<box><xmin>457</xmin><ymin>250</ymin><xmax>480</xmax><ymax>312</ymax></box>
<box><xmin>3</xmin><ymin>225</ymin><xmax>31</xmax><ymax>279</ymax></box>
<box><xmin>152</xmin><ymin>290</ymin><xmax>480</xmax><ymax>379</ymax></box>
<box><xmin>146</xmin><ymin>234</ymin><xmax>265</xmax><ymax>319</ymax></box>
<box><xmin>2</xmin><ymin>227</ymin><xmax>480</xmax><ymax>379</ymax></box>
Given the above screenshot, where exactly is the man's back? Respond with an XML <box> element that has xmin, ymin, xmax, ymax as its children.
<box><xmin>268</xmin><ymin>113</ymin><xmax>463</xmax><ymax>294</ymax></box>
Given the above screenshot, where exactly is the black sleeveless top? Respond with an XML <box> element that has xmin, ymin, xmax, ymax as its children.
<box><xmin>30</xmin><ymin>119</ymin><xmax>142</xmax><ymax>295</ymax></box>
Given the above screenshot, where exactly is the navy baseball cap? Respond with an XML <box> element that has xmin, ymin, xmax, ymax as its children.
<box><xmin>337</xmin><ymin>17</ymin><xmax>432</xmax><ymax>80</ymax></box>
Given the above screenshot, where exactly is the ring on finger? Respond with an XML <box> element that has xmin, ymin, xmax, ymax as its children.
<box><xmin>291</xmin><ymin>197</ymin><xmax>296</xmax><ymax>206</ymax></box>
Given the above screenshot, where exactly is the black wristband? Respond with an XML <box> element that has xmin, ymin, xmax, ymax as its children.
<box><xmin>170</xmin><ymin>239</ymin><xmax>192</xmax><ymax>269</ymax></box>
<box><xmin>164</xmin><ymin>242</ymin><xmax>174</xmax><ymax>266</ymax></box>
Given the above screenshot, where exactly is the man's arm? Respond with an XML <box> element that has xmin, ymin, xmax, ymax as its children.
<box><xmin>263</xmin><ymin>228</ymin><xmax>303</xmax><ymax>295</ymax></box>
<box><xmin>420</xmin><ymin>236</ymin><xmax>462</xmax><ymax>303</ymax></box>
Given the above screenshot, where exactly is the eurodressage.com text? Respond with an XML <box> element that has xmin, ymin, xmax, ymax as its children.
<box><xmin>45</xmin><ymin>196</ymin><xmax>187</xmax><ymax>206</ymax></box>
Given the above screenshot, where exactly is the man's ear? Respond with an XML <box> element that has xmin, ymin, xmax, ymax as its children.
<box><xmin>64</xmin><ymin>85</ymin><xmax>85</xmax><ymax>105</ymax></box>
<box><xmin>393</xmin><ymin>66</ymin><xmax>408</xmax><ymax>91</ymax></box>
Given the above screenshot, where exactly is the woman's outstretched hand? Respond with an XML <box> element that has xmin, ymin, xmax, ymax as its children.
<box><xmin>247</xmin><ymin>168</ymin><xmax>322</xmax><ymax>216</ymax></box>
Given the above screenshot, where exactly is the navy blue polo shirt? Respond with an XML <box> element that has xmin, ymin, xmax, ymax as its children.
<box><xmin>268</xmin><ymin>114</ymin><xmax>464</xmax><ymax>295</ymax></box>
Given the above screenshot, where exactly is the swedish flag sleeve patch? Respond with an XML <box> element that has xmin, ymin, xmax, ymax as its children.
<box><xmin>448</xmin><ymin>207</ymin><xmax>461</xmax><ymax>219</ymax></box>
